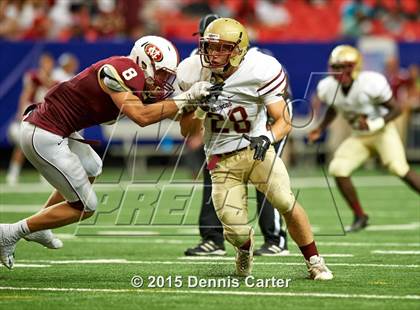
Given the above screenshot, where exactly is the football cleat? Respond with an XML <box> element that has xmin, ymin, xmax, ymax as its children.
<box><xmin>345</xmin><ymin>215</ymin><xmax>369</xmax><ymax>233</ymax></box>
<box><xmin>0</xmin><ymin>224</ymin><xmax>18</xmax><ymax>270</ymax></box>
<box><xmin>306</xmin><ymin>255</ymin><xmax>333</xmax><ymax>280</ymax></box>
<box><xmin>24</xmin><ymin>229</ymin><xmax>63</xmax><ymax>249</ymax></box>
<box><xmin>254</xmin><ymin>243</ymin><xmax>289</xmax><ymax>256</ymax></box>
<box><xmin>184</xmin><ymin>240</ymin><xmax>226</xmax><ymax>256</ymax></box>
<box><xmin>235</xmin><ymin>229</ymin><xmax>254</xmax><ymax>277</ymax></box>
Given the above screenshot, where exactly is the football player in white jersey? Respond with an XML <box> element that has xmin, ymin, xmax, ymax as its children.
<box><xmin>308</xmin><ymin>45</ymin><xmax>420</xmax><ymax>232</ymax></box>
<box><xmin>178</xmin><ymin>18</ymin><xmax>333</xmax><ymax>280</ymax></box>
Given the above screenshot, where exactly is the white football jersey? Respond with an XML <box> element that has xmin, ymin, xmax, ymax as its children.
<box><xmin>317</xmin><ymin>71</ymin><xmax>393</xmax><ymax>125</ymax></box>
<box><xmin>177</xmin><ymin>48</ymin><xmax>290</xmax><ymax>155</ymax></box>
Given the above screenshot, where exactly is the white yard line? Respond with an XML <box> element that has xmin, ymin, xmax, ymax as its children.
<box><xmin>0</xmin><ymin>264</ymin><xmax>50</xmax><ymax>268</ymax></box>
<box><xmin>366</xmin><ymin>223</ymin><xmax>420</xmax><ymax>231</ymax></box>
<box><xmin>9</xmin><ymin>232</ymin><xmax>419</xmax><ymax>247</ymax></box>
<box><xmin>19</xmin><ymin>259</ymin><xmax>128</xmax><ymax>264</ymax></box>
<box><xmin>372</xmin><ymin>250</ymin><xmax>420</xmax><ymax>255</ymax></box>
<box><xmin>31</xmin><ymin>237</ymin><xmax>420</xmax><ymax>247</ymax></box>
<box><xmin>17</xmin><ymin>259</ymin><xmax>419</xmax><ymax>268</ymax></box>
<box><xmin>0</xmin><ymin>205</ymin><xmax>41</xmax><ymax>213</ymax></box>
<box><xmin>0</xmin><ymin>286</ymin><xmax>418</xmax><ymax>300</ymax></box>
<box><xmin>179</xmin><ymin>254</ymin><xmax>354</xmax><ymax>259</ymax></box>
<box><xmin>317</xmin><ymin>242</ymin><xmax>420</xmax><ymax>247</ymax></box>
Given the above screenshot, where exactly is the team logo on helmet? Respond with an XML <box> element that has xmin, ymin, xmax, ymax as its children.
<box><xmin>144</xmin><ymin>43</ymin><xmax>163</xmax><ymax>62</ymax></box>
<box><xmin>206</xmin><ymin>33</ymin><xmax>220</xmax><ymax>41</ymax></box>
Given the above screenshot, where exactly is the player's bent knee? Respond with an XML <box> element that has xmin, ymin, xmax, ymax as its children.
<box><xmin>85</xmin><ymin>154</ymin><xmax>103</xmax><ymax>177</ymax></box>
<box><xmin>386</xmin><ymin>161</ymin><xmax>409</xmax><ymax>178</ymax></box>
<box><xmin>267</xmin><ymin>191</ymin><xmax>295</xmax><ymax>214</ymax></box>
<box><xmin>84</xmin><ymin>192</ymin><xmax>98</xmax><ymax>212</ymax></box>
<box><xmin>224</xmin><ymin>226</ymin><xmax>252</xmax><ymax>248</ymax></box>
<box><xmin>82</xmin><ymin>210</ymin><xmax>95</xmax><ymax>219</ymax></box>
<box><xmin>68</xmin><ymin>192</ymin><xmax>98</xmax><ymax>213</ymax></box>
<box><xmin>328</xmin><ymin>159</ymin><xmax>352</xmax><ymax>177</ymax></box>
<box><xmin>68</xmin><ymin>200</ymin><xmax>85</xmax><ymax>211</ymax></box>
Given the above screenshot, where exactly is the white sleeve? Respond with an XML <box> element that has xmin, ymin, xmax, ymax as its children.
<box><xmin>366</xmin><ymin>73</ymin><xmax>393</xmax><ymax>104</ymax></box>
<box><xmin>176</xmin><ymin>55</ymin><xmax>202</xmax><ymax>92</ymax></box>
<box><xmin>258</xmin><ymin>59</ymin><xmax>288</xmax><ymax>106</ymax></box>
<box><xmin>316</xmin><ymin>77</ymin><xmax>331</xmax><ymax>105</ymax></box>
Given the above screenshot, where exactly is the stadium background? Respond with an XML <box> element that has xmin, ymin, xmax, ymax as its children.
<box><xmin>0</xmin><ymin>1</ymin><xmax>419</xmax><ymax>309</ymax></box>
<box><xmin>0</xmin><ymin>0</ymin><xmax>419</xmax><ymax>165</ymax></box>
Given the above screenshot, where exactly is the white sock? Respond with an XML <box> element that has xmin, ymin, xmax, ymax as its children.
<box><xmin>7</xmin><ymin>162</ymin><xmax>22</xmax><ymax>178</ymax></box>
<box><xmin>11</xmin><ymin>220</ymin><xmax>31</xmax><ymax>238</ymax></box>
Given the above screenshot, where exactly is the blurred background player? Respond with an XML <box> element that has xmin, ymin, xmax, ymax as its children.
<box><xmin>308</xmin><ymin>45</ymin><xmax>420</xmax><ymax>232</ymax></box>
<box><xmin>182</xmin><ymin>14</ymin><xmax>289</xmax><ymax>257</ymax></box>
<box><xmin>0</xmin><ymin>35</ymin><xmax>213</xmax><ymax>269</ymax></box>
<box><xmin>52</xmin><ymin>53</ymin><xmax>79</xmax><ymax>82</ymax></box>
<box><xmin>6</xmin><ymin>52</ymin><xmax>56</xmax><ymax>185</ymax></box>
<box><xmin>178</xmin><ymin>18</ymin><xmax>332</xmax><ymax>280</ymax></box>
<box><xmin>6</xmin><ymin>52</ymin><xmax>80</xmax><ymax>186</ymax></box>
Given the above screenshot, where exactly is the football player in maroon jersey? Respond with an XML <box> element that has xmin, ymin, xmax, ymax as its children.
<box><xmin>0</xmin><ymin>36</ymin><xmax>213</xmax><ymax>269</ymax></box>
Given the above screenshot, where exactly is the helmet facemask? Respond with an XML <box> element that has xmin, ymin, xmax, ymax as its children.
<box><xmin>329</xmin><ymin>62</ymin><xmax>356</xmax><ymax>87</ymax></box>
<box><xmin>198</xmin><ymin>18</ymin><xmax>249</xmax><ymax>75</ymax></box>
<box><xmin>328</xmin><ymin>45</ymin><xmax>362</xmax><ymax>87</ymax></box>
<box><xmin>199</xmin><ymin>36</ymin><xmax>240</xmax><ymax>73</ymax></box>
<box><xmin>143</xmin><ymin>64</ymin><xmax>176</xmax><ymax>101</ymax></box>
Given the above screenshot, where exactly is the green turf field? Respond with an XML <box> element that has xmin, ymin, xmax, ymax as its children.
<box><xmin>0</xmin><ymin>167</ymin><xmax>419</xmax><ymax>310</ymax></box>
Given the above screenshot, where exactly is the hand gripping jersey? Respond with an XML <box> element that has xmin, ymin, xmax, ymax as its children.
<box><xmin>317</xmin><ymin>71</ymin><xmax>393</xmax><ymax>127</ymax></box>
<box><xmin>177</xmin><ymin>48</ymin><xmax>290</xmax><ymax>156</ymax></box>
<box><xmin>25</xmin><ymin>56</ymin><xmax>145</xmax><ymax>137</ymax></box>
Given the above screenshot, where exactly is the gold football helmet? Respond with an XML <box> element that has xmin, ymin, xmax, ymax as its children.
<box><xmin>199</xmin><ymin>18</ymin><xmax>249</xmax><ymax>70</ymax></box>
<box><xmin>328</xmin><ymin>45</ymin><xmax>362</xmax><ymax>79</ymax></box>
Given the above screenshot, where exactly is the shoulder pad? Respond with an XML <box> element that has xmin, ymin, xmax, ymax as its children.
<box><xmin>98</xmin><ymin>64</ymin><xmax>130</xmax><ymax>92</ymax></box>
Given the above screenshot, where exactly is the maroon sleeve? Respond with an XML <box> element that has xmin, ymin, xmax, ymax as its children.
<box><xmin>106</xmin><ymin>57</ymin><xmax>145</xmax><ymax>93</ymax></box>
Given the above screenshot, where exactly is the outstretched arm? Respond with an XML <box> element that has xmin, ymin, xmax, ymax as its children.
<box><xmin>308</xmin><ymin>104</ymin><xmax>337</xmax><ymax>143</ymax></box>
<box><xmin>317</xmin><ymin>105</ymin><xmax>337</xmax><ymax>132</ymax></box>
<box><xmin>110</xmin><ymin>91</ymin><xmax>179</xmax><ymax>127</ymax></box>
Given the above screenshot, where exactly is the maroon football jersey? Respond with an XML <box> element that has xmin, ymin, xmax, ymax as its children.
<box><xmin>25</xmin><ymin>56</ymin><xmax>145</xmax><ymax>137</ymax></box>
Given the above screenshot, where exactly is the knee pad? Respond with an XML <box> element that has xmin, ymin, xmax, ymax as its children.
<box><xmin>266</xmin><ymin>189</ymin><xmax>295</xmax><ymax>215</ymax></box>
<box><xmin>83</xmin><ymin>191</ymin><xmax>98</xmax><ymax>212</ymax></box>
<box><xmin>84</xmin><ymin>153</ymin><xmax>103</xmax><ymax>177</ymax></box>
<box><xmin>223</xmin><ymin>225</ymin><xmax>252</xmax><ymax>248</ymax></box>
<box><xmin>328</xmin><ymin>158</ymin><xmax>352</xmax><ymax>177</ymax></box>
<box><xmin>386</xmin><ymin>160</ymin><xmax>409</xmax><ymax>177</ymax></box>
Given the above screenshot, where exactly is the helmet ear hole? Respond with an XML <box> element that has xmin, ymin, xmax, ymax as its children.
<box><xmin>141</xmin><ymin>61</ymin><xmax>147</xmax><ymax>71</ymax></box>
<box><xmin>233</xmin><ymin>46</ymin><xmax>241</xmax><ymax>56</ymax></box>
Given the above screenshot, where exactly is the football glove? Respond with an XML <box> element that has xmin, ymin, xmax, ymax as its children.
<box><xmin>243</xmin><ymin>134</ymin><xmax>271</xmax><ymax>161</ymax></box>
<box><xmin>194</xmin><ymin>82</ymin><xmax>224</xmax><ymax>119</ymax></box>
<box><xmin>198</xmin><ymin>82</ymin><xmax>224</xmax><ymax>112</ymax></box>
<box><xmin>173</xmin><ymin>81</ymin><xmax>213</xmax><ymax>110</ymax></box>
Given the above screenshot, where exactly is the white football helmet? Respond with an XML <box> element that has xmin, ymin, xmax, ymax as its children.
<box><xmin>130</xmin><ymin>35</ymin><xmax>179</xmax><ymax>100</ymax></box>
